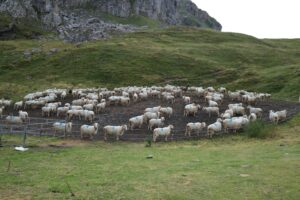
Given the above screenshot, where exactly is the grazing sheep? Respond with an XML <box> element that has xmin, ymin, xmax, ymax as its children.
<box><xmin>247</xmin><ymin>106</ymin><xmax>263</xmax><ymax>118</ymax></box>
<box><xmin>231</xmin><ymin>106</ymin><xmax>246</xmax><ymax>116</ymax></box>
<box><xmin>133</xmin><ymin>93</ymin><xmax>138</xmax><ymax>102</ymax></box>
<box><xmin>42</xmin><ymin>106</ymin><xmax>53</xmax><ymax>117</ymax></box>
<box><xmin>53</xmin><ymin>122</ymin><xmax>72</xmax><ymax>137</ymax></box>
<box><xmin>61</xmin><ymin>91</ymin><xmax>67</xmax><ymax>100</ymax></box>
<box><xmin>103</xmin><ymin>125</ymin><xmax>127</xmax><ymax>141</ymax></box>
<box><xmin>208</xmin><ymin>100</ymin><xmax>218</xmax><ymax>107</ymax></box>
<box><xmin>139</xmin><ymin>92</ymin><xmax>148</xmax><ymax>101</ymax></box>
<box><xmin>129</xmin><ymin>115</ymin><xmax>144</xmax><ymax>130</ymax></box>
<box><xmin>159</xmin><ymin>107</ymin><xmax>173</xmax><ymax>118</ymax></box>
<box><xmin>185</xmin><ymin>122</ymin><xmax>206</xmax><ymax>137</ymax></box>
<box><xmin>83</xmin><ymin>103</ymin><xmax>95</xmax><ymax>111</ymax></box>
<box><xmin>182</xmin><ymin>96</ymin><xmax>191</xmax><ymax>104</ymax></box>
<box><xmin>153</xmin><ymin>125</ymin><xmax>174</xmax><ymax>142</ymax></box>
<box><xmin>14</xmin><ymin>101</ymin><xmax>23</xmax><ymax>110</ymax></box>
<box><xmin>82</xmin><ymin>110</ymin><xmax>95</xmax><ymax>122</ymax></box>
<box><xmin>228</xmin><ymin>91</ymin><xmax>240</xmax><ymax>101</ymax></box>
<box><xmin>70</xmin><ymin>105</ymin><xmax>83</xmax><ymax>110</ymax></box>
<box><xmin>57</xmin><ymin>107</ymin><xmax>70</xmax><ymax>117</ymax></box>
<box><xmin>222</xmin><ymin>116</ymin><xmax>249</xmax><ymax>133</ymax></box>
<box><xmin>5</xmin><ymin>116</ymin><xmax>23</xmax><ymax>124</ymax></box>
<box><xmin>203</xmin><ymin>107</ymin><xmax>220</xmax><ymax>118</ymax></box>
<box><xmin>143</xmin><ymin>112</ymin><xmax>160</xmax><ymax>123</ymax></box>
<box><xmin>269</xmin><ymin>110</ymin><xmax>287</xmax><ymax>124</ymax></box>
<box><xmin>248</xmin><ymin>113</ymin><xmax>257</xmax><ymax>122</ymax></box>
<box><xmin>207</xmin><ymin>119</ymin><xmax>222</xmax><ymax>138</ymax></box>
<box><xmin>164</xmin><ymin>95</ymin><xmax>175</xmax><ymax>104</ymax></box>
<box><xmin>80</xmin><ymin>123</ymin><xmax>99</xmax><ymax>139</ymax></box>
<box><xmin>67</xmin><ymin>109</ymin><xmax>82</xmax><ymax>120</ymax></box>
<box><xmin>184</xmin><ymin>103</ymin><xmax>201</xmax><ymax>117</ymax></box>
<box><xmin>221</xmin><ymin>109</ymin><xmax>234</xmax><ymax>119</ymax></box>
<box><xmin>18</xmin><ymin>111</ymin><xmax>28</xmax><ymax>121</ymax></box>
<box><xmin>96</xmin><ymin>102</ymin><xmax>106</xmax><ymax>113</ymax></box>
<box><xmin>145</xmin><ymin>106</ymin><xmax>161</xmax><ymax>113</ymax></box>
<box><xmin>120</xmin><ymin>97</ymin><xmax>130</xmax><ymax>106</ymax></box>
<box><xmin>218</xmin><ymin>87</ymin><xmax>227</xmax><ymax>94</ymax></box>
<box><xmin>148</xmin><ymin>117</ymin><xmax>165</xmax><ymax>130</ymax></box>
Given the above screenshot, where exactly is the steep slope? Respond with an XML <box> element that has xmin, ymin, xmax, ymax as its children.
<box><xmin>0</xmin><ymin>0</ymin><xmax>221</xmax><ymax>41</ymax></box>
<box><xmin>0</xmin><ymin>27</ymin><xmax>299</xmax><ymax>100</ymax></box>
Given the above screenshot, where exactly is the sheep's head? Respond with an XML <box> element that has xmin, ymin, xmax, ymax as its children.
<box><xmin>169</xmin><ymin>125</ymin><xmax>174</xmax><ymax>129</ymax></box>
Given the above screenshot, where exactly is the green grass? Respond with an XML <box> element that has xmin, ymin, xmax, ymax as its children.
<box><xmin>0</xmin><ymin>27</ymin><xmax>299</xmax><ymax>101</ymax></box>
<box><xmin>0</xmin><ymin>114</ymin><xmax>300</xmax><ymax>199</ymax></box>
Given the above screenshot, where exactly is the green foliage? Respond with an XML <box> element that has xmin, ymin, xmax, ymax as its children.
<box><xmin>0</xmin><ymin>27</ymin><xmax>299</xmax><ymax>100</ymax></box>
<box><xmin>1</xmin><ymin>128</ymin><xmax>300</xmax><ymax>199</ymax></box>
<box><xmin>244</xmin><ymin>120</ymin><xmax>276</xmax><ymax>139</ymax></box>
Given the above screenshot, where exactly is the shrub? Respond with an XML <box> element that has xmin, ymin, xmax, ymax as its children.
<box><xmin>244</xmin><ymin>120</ymin><xmax>275</xmax><ymax>139</ymax></box>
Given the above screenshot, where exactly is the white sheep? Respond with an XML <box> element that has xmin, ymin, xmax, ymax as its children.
<box><xmin>184</xmin><ymin>103</ymin><xmax>201</xmax><ymax>117</ymax></box>
<box><xmin>103</xmin><ymin>125</ymin><xmax>127</xmax><ymax>141</ymax></box>
<box><xmin>164</xmin><ymin>95</ymin><xmax>175</xmax><ymax>104</ymax></box>
<box><xmin>57</xmin><ymin>107</ymin><xmax>70</xmax><ymax>117</ymax></box>
<box><xmin>203</xmin><ymin>107</ymin><xmax>220</xmax><ymax>118</ymax></box>
<box><xmin>222</xmin><ymin>117</ymin><xmax>248</xmax><ymax>133</ymax></box>
<box><xmin>153</xmin><ymin>125</ymin><xmax>174</xmax><ymax>142</ymax></box>
<box><xmin>159</xmin><ymin>107</ymin><xmax>173</xmax><ymax>118</ymax></box>
<box><xmin>80</xmin><ymin>123</ymin><xmax>99</xmax><ymax>139</ymax></box>
<box><xmin>269</xmin><ymin>110</ymin><xmax>287</xmax><ymax>124</ymax></box>
<box><xmin>42</xmin><ymin>106</ymin><xmax>54</xmax><ymax>117</ymax></box>
<box><xmin>145</xmin><ymin>106</ymin><xmax>161</xmax><ymax>113</ymax></box>
<box><xmin>96</xmin><ymin>102</ymin><xmax>106</xmax><ymax>113</ymax></box>
<box><xmin>221</xmin><ymin>109</ymin><xmax>234</xmax><ymax>119</ymax></box>
<box><xmin>185</xmin><ymin>122</ymin><xmax>206</xmax><ymax>137</ymax></box>
<box><xmin>53</xmin><ymin>122</ymin><xmax>72</xmax><ymax>137</ymax></box>
<box><xmin>248</xmin><ymin>113</ymin><xmax>257</xmax><ymax>122</ymax></box>
<box><xmin>18</xmin><ymin>111</ymin><xmax>28</xmax><ymax>121</ymax></box>
<box><xmin>82</xmin><ymin>110</ymin><xmax>95</xmax><ymax>122</ymax></box>
<box><xmin>61</xmin><ymin>91</ymin><xmax>67</xmax><ymax>100</ymax></box>
<box><xmin>207</xmin><ymin>119</ymin><xmax>222</xmax><ymax>138</ymax></box>
<box><xmin>143</xmin><ymin>112</ymin><xmax>160</xmax><ymax>123</ymax></box>
<box><xmin>83</xmin><ymin>103</ymin><xmax>95</xmax><ymax>111</ymax></box>
<box><xmin>148</xmin><ymin>117</ymin><xmax>165</xmax><ymax>130</ymax></box>
<box><xmin>5</xmin><ymin>116</ymin><xmax>23</xmax><ymax>124</ymax></box>
<box><xmin>67</xmin><ymin>109</ymin><xmax>82</xmax><ymax>120</ymax></box>
<box><xmin>129</xmin><ymin>115</ymin><xmax>144</xmax><ymax>130</ymax></box>
<box><xmin>133</xmin><ymin>93</ymin><xmax>138</xmax><ymax>102</ymax></box>
<box><xmin>14</xmin><ymin>101</ymin><xmax>23</xmax><ymax>110</ymax></box>
<box><xmin>247</xmin><ymin>106</ymin><xmax>263</xmax><ymax>118</ymax></box>
<box><xmin>231</xmin><ymin>106</ymin><xmax>246</xmax><ymax>116</ymax></box>
<box><xmin>208</xmin><ymin>100</ymin><xmax>218</xmax><ymax>107</ymax></box>
<box><xmin>120</xmin><ymin>97</ymin><xmax>130</xmax><ymax>106</ymax></box>
<box><xmin>182</xmin><ymin>96</ymin><xmax>191</xmax><ymax>104</ymax></box>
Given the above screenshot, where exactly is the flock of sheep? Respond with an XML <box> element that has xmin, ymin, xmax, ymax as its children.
<box><xmin>0</xmin><ymin>85</ymin><xmax>289</xmax><ymax>142</ymax></box>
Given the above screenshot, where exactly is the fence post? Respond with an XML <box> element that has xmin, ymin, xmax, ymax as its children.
<box><xmin>22</xmin><ymin>125</ymin><xmax>28</xmax><ymax>147</ymax></box>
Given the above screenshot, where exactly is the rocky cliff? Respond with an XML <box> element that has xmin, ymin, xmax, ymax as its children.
<box><xmin>0</xmin><ymin>0</ymin><xmax>222</xmax><ymax>42</ymax></box>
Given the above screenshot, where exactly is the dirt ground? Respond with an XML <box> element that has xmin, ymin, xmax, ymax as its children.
<box><xmin>1</xmin><ymin>93</ymin><xmax>300</xmax><ymax>142</ymax></box>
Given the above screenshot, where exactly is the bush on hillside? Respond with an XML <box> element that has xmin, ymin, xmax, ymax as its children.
<box><xmin>244</xmin><ymin>120</ymin><xmax>276</xmax><ymax>139</ymax></box>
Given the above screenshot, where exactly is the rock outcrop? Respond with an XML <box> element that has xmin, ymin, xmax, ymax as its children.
<box><xmin>0</xmin><ymin>0</ymin><xmax>222</xmax><ymax>42</ymax></box>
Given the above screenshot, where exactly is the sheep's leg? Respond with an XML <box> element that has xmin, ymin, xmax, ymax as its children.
<box><xmin>116</xmin><ymin>135</ymin><xmax>119</xmax><ymax>141</ymax></box>
<box><xmin>165</xmin><ymin>135</ymin><xmax>168</xmax><ymax>142</ymax></box>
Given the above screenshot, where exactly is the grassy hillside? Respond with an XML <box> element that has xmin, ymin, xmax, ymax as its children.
<box><xmin>1</xmin><ymin>114</ymin><xmax>300</xmax><ymax>199</ymax></box>
<box><xmin>0</xmin><ymin>27</ymin><xmax>299</xmax><ymax>100</ymax></box>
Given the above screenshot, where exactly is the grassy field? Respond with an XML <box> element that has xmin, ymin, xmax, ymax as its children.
<box><xmin>0</xmin><ymin>27</ymin><xmax>299</xmax><ymax>101</ymax></box>
<box><xmin>0</xmin><ymin>114</ymin><xmax>299</xmax><ymax>200</ymax></box>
